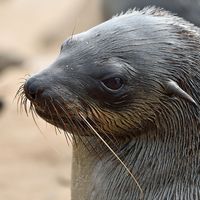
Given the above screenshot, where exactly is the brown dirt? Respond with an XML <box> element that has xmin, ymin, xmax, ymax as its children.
<box><xmin>0</xmin><ymin>0</ymin><xmax>102</xmax><ymax>199</ymax></box>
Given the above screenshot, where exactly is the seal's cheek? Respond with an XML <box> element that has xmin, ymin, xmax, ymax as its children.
<box><xmin>85</xmin><ymin>83</ymin><xmax>130</xmax><ymax>109</ymax></box>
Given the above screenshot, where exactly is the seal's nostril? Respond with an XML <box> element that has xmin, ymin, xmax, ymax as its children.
<box><xmin>24</xmin><ymin>77</ymin><xmax>44</xmax><ymax>101</ymax></box>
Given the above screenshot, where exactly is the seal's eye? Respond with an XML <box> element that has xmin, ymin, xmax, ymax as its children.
<box><xmin>101</xmin><ymin>77</ymin><xmax>124</xmax><ymax>91</ymax></box>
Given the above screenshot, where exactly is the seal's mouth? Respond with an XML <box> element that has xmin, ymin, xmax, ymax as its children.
<box><xmin>34</xmin><ymin>103</ymin><xmax>89</xmax><ymax>133</ymax></box>
<box><xmin>16</xmin><ymin>82</ymin><xmax>91</xmax><ymax>134</ymax></box>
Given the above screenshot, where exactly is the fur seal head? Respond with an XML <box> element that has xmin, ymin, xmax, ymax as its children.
<box><xmin>21</xmin><ymin>8</ymin><xmax>200</xmax><ymax>137</ymax></box>
<box><xmin>18</xmin><ymin>7</ymin><xmax>200</xmax><ymax>200</ymax></box>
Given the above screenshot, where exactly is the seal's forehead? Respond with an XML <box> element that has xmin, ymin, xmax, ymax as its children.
<box><xmin>90</xmin><ymin>13</ymin><xmax>168</xmax><ymax>34</ymax></box>
<box><xmin>62</xmin><ymin>14</ymin><xmax>162</xmax><ymax>45</ymax></box>
<box><xmin>76</xmin><ymin>15</ymin><xmax>175</xmax><ymax>47</ymax></box>
<box><xmin>59</xmin><ymin>9</ymin><xmax>193</xmax><ymax>67</ymax></box>
<box><xmin>61</xmin><ymin>8</ymin><xmax>196</xmax><ymax>51</ymax></box>
<box><xmin>61</xmin><ymin>11</ymin><xmax>176</xmax><ymax>50</ymax></box>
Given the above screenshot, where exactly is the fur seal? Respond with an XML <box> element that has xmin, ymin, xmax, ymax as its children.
<box><xmin>18</xmin><ymin>7</ymin><xmax>200</xmax><ymax>200</ymax></box>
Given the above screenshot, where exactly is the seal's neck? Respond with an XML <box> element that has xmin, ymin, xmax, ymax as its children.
<box><xmin>71</xmin><ymin>118</ymin><xmax>200</xmax><ymax>200</ymax></box>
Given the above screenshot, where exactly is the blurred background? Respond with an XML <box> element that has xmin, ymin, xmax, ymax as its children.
<box><xmin>0</xmin><ymin>0</ymin><xmax>199</xmax><ymax>200</ymax></box>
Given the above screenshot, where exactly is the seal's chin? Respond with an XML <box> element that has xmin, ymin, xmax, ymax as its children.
<box><xmin>34</xmin><ymin>105</ymin><xmax>90</xmax><ymax>133</ymax></box>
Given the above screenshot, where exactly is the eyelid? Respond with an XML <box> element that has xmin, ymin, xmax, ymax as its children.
<box><xmin>101</xmin><ymin>77</ymin><xmax>124</xmax><ymax>92</ymax></box>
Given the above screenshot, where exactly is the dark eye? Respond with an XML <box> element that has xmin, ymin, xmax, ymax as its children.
<box><xmin>101</xmin><ymin>77</ymin><xmax>124</xmax><ymax>91</ymax></box>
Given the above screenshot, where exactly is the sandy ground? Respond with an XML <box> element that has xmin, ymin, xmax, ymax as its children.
<box><xmin>0</xmin><ymin>1</ymin><xmax>102</xmax><ymax>199</ymax></box>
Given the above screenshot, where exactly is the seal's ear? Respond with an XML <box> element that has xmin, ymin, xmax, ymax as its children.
<box><xmin>164</xmin><ymin>79</ymin><xmax>197</xmax><ymax>106</ymax></box>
